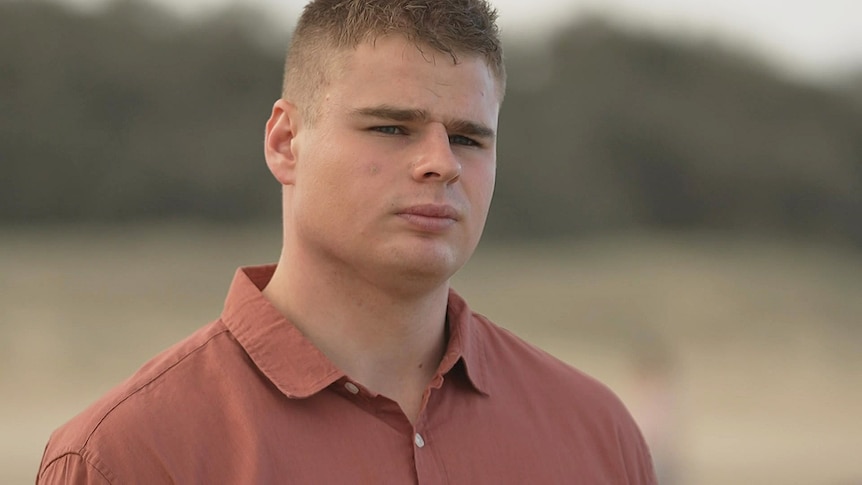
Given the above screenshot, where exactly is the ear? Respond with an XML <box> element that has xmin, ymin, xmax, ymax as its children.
<box><xmin>264</xmin><ymin>99</ymin><xmax>302</xmax><ymax>186</ymax></box>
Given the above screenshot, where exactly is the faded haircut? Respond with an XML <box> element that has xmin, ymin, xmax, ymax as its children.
<box><xmin>283</xmin><ymin>0</ymin><xmax>506</xmax><ymax>121</ymax></box>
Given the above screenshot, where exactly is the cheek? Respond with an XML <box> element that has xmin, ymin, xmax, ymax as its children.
<box><xmin>466</xmin><ymin>162</ymin><xmax>497</xmax><ymax>207</ymax></box>
<box><xmin>301</xmin><ymin>155</ymin><xmax>384</xmax><ymax>217</ymax></box>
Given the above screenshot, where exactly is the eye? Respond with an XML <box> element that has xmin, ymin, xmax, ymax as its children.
<box><xmin>371</xmin><ymin>126</ymin><xmax>406</xmax><ymax>135</ymax></box>
<box><xmin>449</xmin><ymin>134</ymin><xmax>480</xmax><ymax>147</ymax></box>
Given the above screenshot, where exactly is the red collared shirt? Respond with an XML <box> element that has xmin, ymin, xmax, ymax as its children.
<box><xmin>38</xmin><ymin>265</ymin><xmax>656</xmax><ymax>484</ymax></box>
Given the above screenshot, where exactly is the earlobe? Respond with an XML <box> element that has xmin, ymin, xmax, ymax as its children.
<box><xmin>264</xmin><ymin>99</ymin><xmax>301</xmax><ymax>186</ymax></box>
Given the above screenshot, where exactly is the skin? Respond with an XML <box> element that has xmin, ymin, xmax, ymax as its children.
<box><xmin>262</xmin><ymin>35</ymin><xmax>501</xmax><ymax>423</ymax></box>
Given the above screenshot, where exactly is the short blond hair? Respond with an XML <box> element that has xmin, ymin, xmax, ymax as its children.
<box><xmin>283</xmin><ymin>0</ymin><xmax>506</xmax><ymax>121</ymax></box>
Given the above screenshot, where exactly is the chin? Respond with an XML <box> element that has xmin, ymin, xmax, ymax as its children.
<box><xmin>374</xmin><ymin>234</ymin><xmax>475</xmax><ymax>279</ymax></box>
<box><xmin>387</xmin><ymin>250</ymin><xmax>463</xmax><ymax>282</ymax></box>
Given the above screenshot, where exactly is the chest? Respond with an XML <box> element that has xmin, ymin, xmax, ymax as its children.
<box><xmin>159</xmin><ymin>385</ymin><xmax>634</xmax><ymax>485</ymax></box>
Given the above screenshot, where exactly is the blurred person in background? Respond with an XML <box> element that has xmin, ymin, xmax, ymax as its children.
<box><xmin>37</xmin><ymin>0</ymin><xmax>655</xmax><ymax>483</ymax></box>
<box><xmin>628</xmin><ymin>334</ymin><xmax>683</xmax><ymax>485</ymax></box>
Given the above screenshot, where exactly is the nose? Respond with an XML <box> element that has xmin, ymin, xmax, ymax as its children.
<box><xmin>411</xmin><ymin>126</ymin><xmax>461</xmax><ymax>184</ymax></box>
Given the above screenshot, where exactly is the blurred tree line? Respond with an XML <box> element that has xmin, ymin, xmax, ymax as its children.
<box><xmin>2</xmin><ymin>0</ymin><xmax>861</xmax><ymax>245</ymax></box>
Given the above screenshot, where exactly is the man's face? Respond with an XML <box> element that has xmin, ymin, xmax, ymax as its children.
<box><xmin>285</xmin><ymin>35</ymin><xmax>500</xmax><ymax>289</ymax></box>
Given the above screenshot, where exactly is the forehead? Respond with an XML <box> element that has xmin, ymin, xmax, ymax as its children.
<box><xmin>322</xmin><ymin>36</ymin><xmax>501</xmax><ymax>118</ymax></box>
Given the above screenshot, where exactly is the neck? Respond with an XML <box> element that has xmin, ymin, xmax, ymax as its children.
<box><xmin>262</xmin><ymin>245</ymin><xmax>451</xmax><ymax>423</ymax></box>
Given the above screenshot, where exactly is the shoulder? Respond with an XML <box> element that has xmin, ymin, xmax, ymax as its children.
<box><xmin>470</xmin><ymin>311</ymin><xmax>639</xmax><ymax>423</ymax></box>
<box><xmin>470</xmin><ymin>312</ymin><xmax>657</xmax><ymax>482</ymax></box>
<box><xmin>471</xmin><ymin>313</ymin><xmax>612</xmax><ymax>392</ymax></box>
<box><xmin>38</xmin><ymin>319</ymin><xmax>234</xmax><ymax>480</ymax></box>
<box><xmin>37</xmin><ymin>451</ymin><xmax>113</xmax><ymax>484</ymax></box>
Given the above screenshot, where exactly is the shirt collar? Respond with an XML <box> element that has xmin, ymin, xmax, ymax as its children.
<box><xmin>442</xmin><ymin>288</ymin><xmax>490</xmax><ymax>395</ymax></box>
<box><xmin>221</xmin><ymin>265</ymin><xmax>343</xmax><ymax>398</ymax></box>
<box><xmin>221</xmin><ymin>265</ymin><xmax>489</xmax><ymax>399</ymax></box>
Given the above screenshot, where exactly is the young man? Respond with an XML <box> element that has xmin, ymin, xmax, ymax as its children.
<box><xmin>38</xmin><ymin>1</ymin><xmax>656</xmax><ymax>483</ymax></box>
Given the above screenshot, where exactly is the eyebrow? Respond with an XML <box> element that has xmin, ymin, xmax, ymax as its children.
<box><xmin>352</xmin><ymin>105</ymin><xmax>496</xmax><ymax>139</ymax></box>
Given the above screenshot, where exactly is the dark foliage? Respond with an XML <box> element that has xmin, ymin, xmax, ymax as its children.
<box><xmin>2</xmin><ymin>1</ymin><xmax>861</xmax><ymax>245</ymax></box>
<box><xmin>0</xmin><ymin>0</ymin><xmax>284</xmax><ymax>223</ymax></box>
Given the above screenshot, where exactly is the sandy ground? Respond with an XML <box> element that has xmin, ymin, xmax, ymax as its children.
<box><xmin>2</xmin><ymin>224</ymin><xmax>860</xmax><ymax>484</ymax></box>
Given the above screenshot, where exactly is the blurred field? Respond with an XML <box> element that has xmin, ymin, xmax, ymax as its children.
<box><xmin>2</xmin><ymin>224</ymin><xmax>860</xmax><ymax>484</ymax></box>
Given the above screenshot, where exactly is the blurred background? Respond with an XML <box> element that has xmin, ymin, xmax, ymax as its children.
<box><xmin>2</xmin><ymin>0</ymin><xmax>861</xmax><ymax>483</ymax></box>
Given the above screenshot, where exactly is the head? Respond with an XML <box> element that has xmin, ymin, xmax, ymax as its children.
<box><xmin>283</xmin><ymin>0</ymin><xmax>506</xmax><ymax>123</ymax></box>
<box><xmin>264</xmin><ymin>0</ymin><xmax>506</xmax><ymax>295</ymax></box>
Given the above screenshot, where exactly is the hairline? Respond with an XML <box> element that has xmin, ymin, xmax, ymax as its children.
<box><xmin>284</xmin><ymin>37</ymin><xmax>505</xmax><ymax>124</ymax></box>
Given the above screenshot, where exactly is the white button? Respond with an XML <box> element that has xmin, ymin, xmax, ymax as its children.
<box><xmin>414</xmin><ymin>433</ymin><xmax>425</xmax><ymax>448</ymax></box>
<box><xmin>344</xmin><ymin>382</ymin><xmax>360</xmax><ymax>394</ymax></box>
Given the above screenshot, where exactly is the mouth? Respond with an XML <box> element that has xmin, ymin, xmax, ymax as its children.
<box><xmin>396</xmin><ymin>204</ymin><xmax>461</xmax><ymax>232</ymax></box>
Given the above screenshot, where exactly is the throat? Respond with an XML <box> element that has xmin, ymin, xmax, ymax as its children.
<box><xmin>338</xmin><ymin>319</ymin><xmax>450</xmax><ymax>424</ymax></box>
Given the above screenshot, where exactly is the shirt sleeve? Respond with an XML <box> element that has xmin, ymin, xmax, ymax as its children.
<box><xmin>624</xmin><ymin>421</ymin><xmax>660</xmax><ymax>485</ymax></box>
<box><xmin>37</xmin><ymin>453</ymin><xmax>113</xmax><ymax>485</ymax></box>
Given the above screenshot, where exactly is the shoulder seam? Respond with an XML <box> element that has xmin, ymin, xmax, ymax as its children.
<box><xmin>80</xmin><ymin>324</ymin><xmax>231</xmax><ymax>450</ymax></box>
<box><xmin>40</xmin><ymin>450</ymin><xmax>114</xmax><ymax>484</ymax></box>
